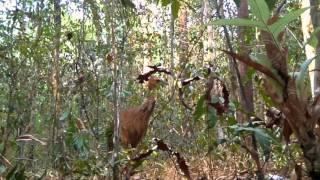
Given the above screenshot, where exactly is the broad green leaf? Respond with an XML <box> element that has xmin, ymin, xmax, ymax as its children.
<box><xmin>73</xmin><ymin>133</ymin><xmax>89</xmax><ymax>156</ymax></box>
<box><xmin>233</xmin><ymin>0</ymin><xmax>240</xmax><ymax>8</ymax></box>
<box><xmin>308</xmin><ymin>27</ymin><xmax>320</xmax><ymax>48</ymax></box>
<box><xmin>230</xmin><ymin>125</ymin><xmax>273</xmax><ymax>141</ymax></box>
<box><xmin>0</xmin><ymin>164</ymin><xmax>6</xmax><ymax>174</ymax></box>
<box><xmin>0</xmin><ymin>143</ymin><xmax>3</xmax><ymax>152</ymax></box>
<box><xmin>14</xmin><ymin>167</ymin><xmax>26</xmax><ymax>180</ymax></box>
<box><xmin>227</xmin><ymin>116</ymin><xmax>237</xmax><ymax>126</ymax></box>
<box><xmin>230</xmin><ymin>125</ymin><xmax>274</xmax><ymax>155</ymax></box>
<box><xmin>254</xmin><ymin>128</ymin><xmax>271</xmax><ymax>157</ymax></box>
<box><xmin>250</xmin><ymin>54</ymin><xmax>273</xmax><ymax>68</ymax></box>
<box><xmin>171</xmin><ymin>0</ymin><xmax>180</xmax><ymax>19</ymax></box>
<box><xmin>217</xmin><ymin>138</ymin><xmax>227</xmax><ymax>145</ymax></box>
<box><xmin>208</xmin><ymin>108</ymin><xmax>217</xmax><ymax>129</ymax></box>
<box><xmin>59</xmin><ymin>111</ymin><xmax>69</xmax><ymax>121</ymax></box>
<box><xmin>258</xmin><ymin>85</ymin><xmax>275</xmax><ymax>106</ymax></box>
<box><xmin>270</xmin><ymin>7</ymin><xmax>309</xmax><ymax>39</ymax></box>
<box><xmin>265</xmin><ymin>0</ymin><xmax>277</xmax><ymax>11</ymax></box>
<box><xmin>194</xmin><ymin>95</ymin><xmax>205</xmax><ymax>121</ymax></box>
<box><xmin>228</xmin><ymin>102</ymin><xmax>237</xmax><ymax>113</ymax></box>
<box><xmin>211</xmin><ymin>96</ymin><xmax>220</xmax><ymax>104</ymax></box>
<box><xmin>6</xmin><ymin>166</ymin><xmax>25</xmax><ymax>180</ymax></box>
<box><xmin>159</xmin><ymin>0</ymin><xmax>170</xmax><ymax>6</ymax></box>
<box><xmin>250</xmin><ymin>54</ymin><xmax>283</xmax><ymax>83</ymax></box>
<box><xmin>121</xmin><ymin>0</ymin><xmax>136</xmax><ymax>9</ymax></box>
<box><xmin>248</xmin><ymin>0</ymin><xmax>270</xmax><ymax>23</ymax></box>
<box><xmin>6</xmin><ymin>166</ymin><xmax>18</xmax><ymax>179</ymax></box>
<box><xmin>212</xmin><ymin>19</ymin><xmax>267</xmax><ymax>30</ymax></box>
<box><xmin>308</xmin><ymin>34</ymin><xmax>319</xmax><ymax>48</ymax></box>
<box><xmin>296</xmin><ymin>57</ymin><xmax>316</xmax><ymax>97</ymax></box>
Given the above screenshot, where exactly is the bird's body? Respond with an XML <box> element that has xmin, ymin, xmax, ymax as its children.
<box><xmin>120</xmin><ymin>97</ymin><xmax>156</xmax><ymax>148</ymax></box>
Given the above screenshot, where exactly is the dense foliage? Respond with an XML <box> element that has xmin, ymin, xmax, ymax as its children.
<box><xmin>0</xmin><ymin>0</ymin><xmax>317</xmax><ymax>179</ymax></box>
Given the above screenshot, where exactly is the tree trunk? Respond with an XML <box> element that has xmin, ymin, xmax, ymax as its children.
<box><xmin>279</xmin><ymin>95</ymin><xmax>320</xmax><ymax>179</ymax></box>
<box><xmin>110</xmin><ymin>0</ymin><xmax>120</xmax><ymax>179</ymax></box>
<box><xmin>178</xmin><ymin>7</ymin><xmax>188</xmax><ymax>69</ymax></box>
<box><xmin>51</xmin><ymin>0</ymin><xmax>62</xmax><ymax>167</ymax></box>
<box><xmin>301</xmin><ymin>0</ymin><xmax>320</xmax><ymax>98</ymax></box>
<box><xmin>178</xmin><ymin>7</ymin><xmax>193</xmax><ymax>136</ymax></box>
<box><xmin>238</xmin><ymin>0</ymin><xmax>262</xmax><ymax>179</ymax></box>
<box><xmin>170</xmin><ymin>0</ymin><xmax>175</xmax><ymax>70</ymax></box>
<box><xmin>238</xmin><ymin>0</ymin><xmax>254</xmax><ymax>117</ymax></box>
<box><xmin>300</xmin><ymin>1</ymin><xmax>320</xmax><ymax>177</ymax></box>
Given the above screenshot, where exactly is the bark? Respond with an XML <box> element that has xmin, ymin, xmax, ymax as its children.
<box><xmin>229</xmin><ymin>28</ymin><xmax>320</xmax><ymax>178</ymax></box>
<box><xmin>178</xmin><ymin>7</ymin><xmax>188</xmax><ymax>70</ymax></box>
<box><xmin>51</xmin><ymin>0</ymin><xmax>62</xmax><ymax>167</ymax></box>
<box><xmin>238</xmin><ymin>1</ymin><xmax>261</xmax><ymax>179</ymax></box>
<box><xmin>261</xmin><ymin>14</ymin><xmax>320</xmax><ymax>177</ymax></box>
<box><xmin>301</xmin><ymin>0</ymin><xmax>320</xmax><ymax>98</ymax></box>
<box><xmin>299</xmin><ymin>0</ymin><xmax>320</xmax><ymax>177</ymax></box>
<box><xmin>170</xmin><ymin>0</ymin><xmax>175</xmax><ymax>70</ymax></box>
<box><xmin>178</xmin><ymin>7</ymin><xmax>193</xmax><ymax>136</ymax></box>
<box><xmin>214</xmin><ymin>0</ymin><xmax>239</xmax><ymax>101</ymax></box>
<box><xmin>110</xmin><ymin>0</ymin><xmax>120</xmax><ymax>179</ymax></box>
<box><xmin>238</xmin><ymin>0</ymin><xmax>254</xmax><ymax>117</ymax></box>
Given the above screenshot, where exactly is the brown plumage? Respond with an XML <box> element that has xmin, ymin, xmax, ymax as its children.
<box><xmin>119</xmin><ymin>97</ymin><xmax>156</xmax><ymax>148</ymax></box>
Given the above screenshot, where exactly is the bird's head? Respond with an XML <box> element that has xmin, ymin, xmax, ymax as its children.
<box><xmin>146</xmin><ymin>76</ymin><xmax>167</xmax><ymax>91</ymax></box>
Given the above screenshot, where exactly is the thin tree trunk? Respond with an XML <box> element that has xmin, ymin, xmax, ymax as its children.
<box><xmin>214</xmin><ymin>0</ymin><xmax>239</xmax><ymax>100</ymax></box>
<box><xmin>301</xmin><ymin>0</ymin><xmax>320</xmax><ymax>98</ymax></box>
<box><xmin>238</xmin><ymin>0</ymin><xmax>261</xmax><ymax>179</ymax></box>
<box><xmin>51</xmin><ymin>0</ymin><xmax>62</xmax><ymax>168</ymax></box>
<box><xmin>170</xmin><ymin>0</ymin><xmax>175</xmax><ymax>70</ymax></box>
<box><xmin>238</xmin><ymin>0</ymin><xmax>254</xmax><ymax>116</ymax></box>
<box><xmin>110</xmin><ymin>0</ymin><xmax>120</xmax><ymax>179</ymax></box>
<box><xmin>178</xmin><ymin>7</ymin><xmax>188</xmax><ymax>70</ymax></box>
<box><xmin>300</xmin><ymin>0</ymin><xmax>320</xmax><ymax>178</ymax></box>
<box><xmin>178</xmin><ymin>7</ymin><xmax>193</xmax><ymax>136</ymax></box>
<box><xmin>86</xmin><ymin>1</ymin><xmax>103</xmax><ymax>134</ymax></box>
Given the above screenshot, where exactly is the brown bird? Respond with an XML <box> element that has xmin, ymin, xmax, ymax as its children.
<box><xmin>119</xmin><ymin>97</ymin><xmax>156</xmax><ymax>148</ymax></box>
<box><xmin>107</xmin><ymin>76</ymin><xmax>164</xmax><ymax>149</ymax></box>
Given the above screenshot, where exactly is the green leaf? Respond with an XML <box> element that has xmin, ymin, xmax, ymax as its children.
<box><xmin>248</xmin><ymin>0</ymin><xmax>270</xmax><ymax>23</ymax></box>
<box><xmin>258</xmin><ymin>86</ymin><xmax>274</xmax><ymax>106</ymax></box>
<box><xmin>6</xmin><ymin>166</ymin><xmax>25</xmax><ymax>180</ymax></box>
<box><xmin>14</xmin><ymin>167</ymin><xmax>26</xmax><ymax>180</ymax></box>
<box><xmin>217</xmin><ymin>138</ymin><xmax>227</xmax><ymax>145</ymax></box>
<box><xmin>230</xmin><ymin>125</ymin><xmax>274</xmax><ymax>155</ymax></box>
<box><xmin>254</xmin><ymin>128</ymin><xmax>271</xmax><ymax>157</ymax></box>
<box><xmin>171</xmin><ymin>0</ymin><xmax>180</xmax><ymax>19</ymax></box>
<box><xmin>208</xmin><ymin>108</ymin><xmax>217</xmax><ymax>129</ymax></box>
<box><xmin>308</xmin><ymin>27</ymin><xmax>320</xmax><ymax>48</ymax></box>
<box><xmin>211</xmin><ymin>96</ymin><xmax>220</xmax><ymax>104</ymax></box>
<box><xmin>250</xmin><ymin>54</ymin><xmax>273</xmax><ymax>68</ymax></box>
<box><xmin>0</xmin><ymin>143</ymin><xmax>3</xmax><ymax>152</ymax></box>
<box><xmin>159</xmin><ymin>0</ymin><xmax>170</xmax><ymax>6</ymax></box>
<box><xmin>308</xmin><ymin>34</ymin><xmax>319</xmax><ymax>48</ymax></box>
<box><xmin>265</xmin><ymin>0</ymin><xmax>277</xmax><ymax>10</ymax></box>
<box><xmin>121</xmin><ymin>0</ymin><xmax>136</xmax><ymax>9</ymax></box>
<box><xmin>212</xmin><ymin>19</ymin><xmax>267</xmax><ymax>30</ymax></box>
<box><xmin>270</xmin><ymin>7</ymin><xmax>309</xmax><ymax>38</ymax></box>
<box><xmin>250</xmin><ymin>53</ymin><xmax>283</xmax><ymax>82</ymax></box>
<box><xmin>194</xmin><ymin>95</ymin><xmax>205</xmax><ymax>121</ymax></box>
<box><xmin>59</xmin><ymin>111</ymin><xmax>69</xmax><ymax>121</ymax></box>
<box><xmin>157</xmin><ymin>0</ymin><xmax>180</xmax><ymax>19</ymax></box>
<box><xmin>296</xmin><ymin>57</ymin><xmax>316</xmax><ymax>97</ymax></box>
<box><xmin>0</xmin><ymin>164</ymin><xmax>6</xmax><ymax>174</ymax></box>
<box><xmin>6</xmin><ymin>166</ymin><xmax>17</xmax><ymax>179</ymax></box>
<box><xmin>233</xmin><ymin>0</ymin><xmax>240</xmax><ymax>8</ymax></box>
<box><xmin>73</xmin><ymin>133</ymin><xmax>89</xmax><ymax>157</ymax></box>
